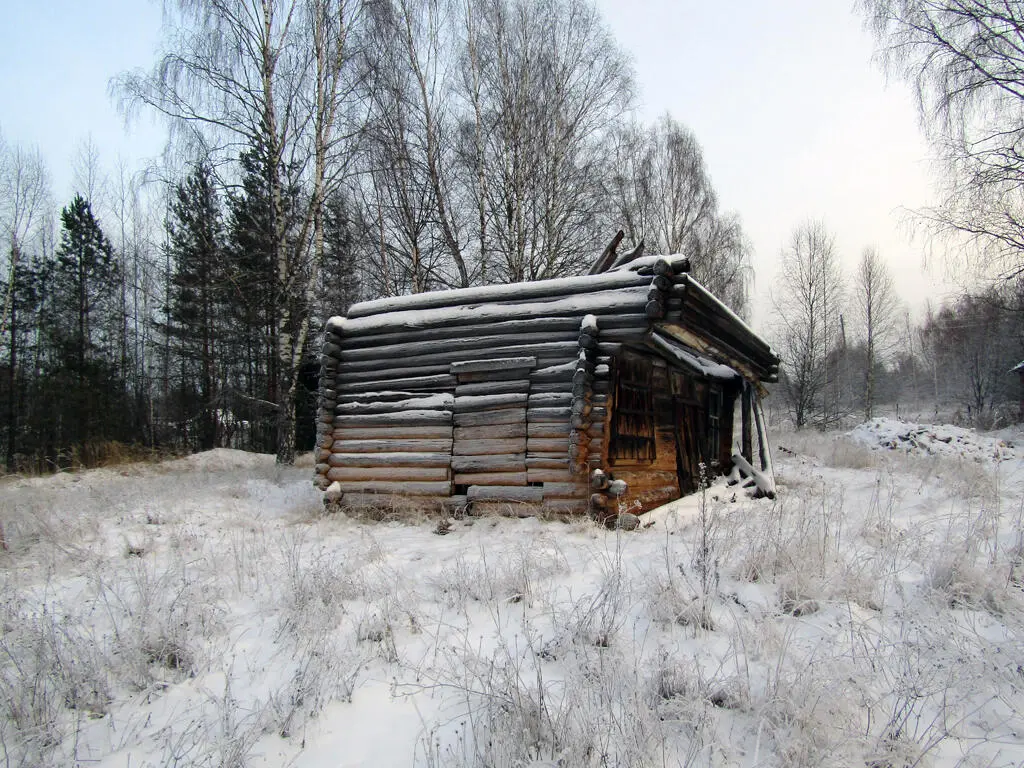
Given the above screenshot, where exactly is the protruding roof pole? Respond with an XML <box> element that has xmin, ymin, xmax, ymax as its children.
<box><xmin>587</xmin><ymin>229</ymin><xmax>625</xmax><ymax>275</ymax></box>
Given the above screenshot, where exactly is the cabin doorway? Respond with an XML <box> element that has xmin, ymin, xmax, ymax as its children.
<box><xmin>669</xmin><ymin>371</ymin><xmax>705</xmax><ymax>496</ymax></box>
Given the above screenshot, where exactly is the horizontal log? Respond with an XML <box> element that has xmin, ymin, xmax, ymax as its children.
<box><xmin>453</xmin><ymin>471</ymin><xmax>528</xmax><ymax>486</ymax></box>
<box><xmin>336</xmin><ymin>394</ymin><xmax>454</xmax><ymax>414</ymax></box>
<box><xmin>334</xmin><ymin>410</ymin><xmax>453</xmax><ymax>427</ymax></box>
<box><xmin>456</xmin><ymin>368</ymin><xmax>533</xmax><ymax>384</ymax></box>
<box><xmin>315</xmin><ymin>462</ymin><xmax>330</xmax><ymax>475</ymax></box>
<box><xmin>454</xmin><ymin>423</ymin><xmax>527</xmax><ymax>441</ymax></box>
<box><xmin>328</xmin><ymin>452</ymin><xmax>451</xmax><ymax>467</ymax></box>
<box><xmin>527</xmin><ymin>422</ymin><xmax>571</xmax><ymax>438</ymax></box>
<box><xmin>322</xmin><ymin>341</ymin><xmax>343</xmax><ymax>357</ymax></box>
<box><xmin>541</xmin><ymin>482</ymin><xmax>587</xmax><ymax>497</ymax></box>
<box><xmin>340</xmin><ymin>317</ymin><xmax>580</xmax><ymax>351</ymax></box>
<box><xmin>528</xmin><ymin>392</ymin><xmax>572</xmax><ymax>407</ymax></box>
<box><xmin>331</xmin><ymin>438</ymin><xmax>453</xmax><ymax>453</ymax></box>
<box><xmin>645</xmin><ymin>299</ymin><xmax>665</xmax><ymax>320</ymax></box>
<box><xmin>337</xmin><ymin>372</ymin><xmax>456</xmax><ymax>391</ymax></box>
<box><xmin>316</xmin><ymin>434</ymin><xmax>333</xmax><ymax>449</ymax></box>
<box><xmin>579</xmin><ymin>333</ymin><xmax>599</xmax><ymax>350</ymax></box>
<box><xmin>454</xmin><ymin>408</ymin><xmax>527</xmax><ymax>427</ymax></box>
<box><xmin>455</xmin><ymin>380</ymin><xmax>530</xmax><ymax>397</ymax></box>
<box><xmin>335</xmin><ymin>390</ymin><xmax>429</xmax><ymax>404</ymax></box>
<box><xmin>526</xmin><ymin>451</ymin><xmax>569</xmax><ymax>460</ymax></box>
<box><xmin>321</xmin><ymin>355</ymin><xmax>339</xmax><ymax>368</ymax></box>
<box><xmin>526</xmin><ymin>457</ymin><xmax>570</xmax><ymax>469</ymax></box>
<box><xmin>590</xmin><ymin>492</ymin><xmax>609</xmax><ymax>508</ymax></box>
<box><xmin>453</xmin><ymin>437</ymin><xmax>526</xmax><ymax>455</ymax></box>
<box><xmin>333</xmin><ymin>425</ymin><xmax>453</xmax><ymax>440</ymax></box>
<box><xmin>450</xmin><ymin>356</ymin><xmax>537</xmax><ymax>374</ymax></box>
<box><xmin>467</xmin><ymin>486</ymin><xmax>544</xmax><ymax>503</ymax></box>
<box><xmin>348</xmin><ymin>273</ymin><xmax>651</xmax><ymax>318</ymax></box>
<box><xmin>330</xmin><ymin>480</ymin><xmax>452</xmax><ymax>496</ymax></box>
<box><xmin>528</xmin><ymin>381</ymin><xmax>572</xmax><ymax>395</ymax></box>
<box><xmin>451</xmin><ymin>455</ymin><xmax>526</xmax><ymax>473</ymax></box>
<box><xmin>526</xmin><ymin>467</ymin><xmax>571</xmax><ymax>483</ymax></box>
<box><xmin>326</xmin><ymin>466</ymin><xmax>450</xmax><ymax>482</ymax></box>
<box><xmin>336</xmin><ymin>342</ymin><xmax>578</xmax><ymax>376</ymax></box>
<box><xmin>527</xmin><ymin>437</ymin><xmax>568</xmax><ymax>453</ymax></box>
<box><xmin>527</xmin><ymin>406</ymin><xmax>571</xmax><ymax>422</ymax></box>
<box><xmin>532</xmin><ymin>361</ymin><xmax>577</xmax><ymax>382</ymax></box>
<box><xmin>454</xmin><ymin>393</ymin><xmax>528</xmax><ymax>412</ymax></box>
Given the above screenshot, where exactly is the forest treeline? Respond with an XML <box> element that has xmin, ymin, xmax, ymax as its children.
<box><xmin>2</xmin><ymin>0</ymin><xmax>1024</xmax><ymax>472</ymax></box>
<box><xmin>0</xmin><ymin>0</ymin><xmax>750</xmax><ymax>470</ymax></box>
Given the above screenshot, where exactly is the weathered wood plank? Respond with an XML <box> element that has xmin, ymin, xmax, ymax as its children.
<box><xmin>454</xmin><ymin>393</ymin><xmax>528</xmax><ymax>412</ymax></box>
<box><xmin>541</xmin><ymin>482</ymin><xmax>587</xmax><ymax>497</ymax></box>
<box><xmin>456</xmin><ymin>368</ymin><xmax>531</xmax><ymax>384</ymax></box>
<box><xmin>454</xmin><ymin>408</ymin><xmax>527</xmax><ymax>427</ymax></box>
<box><xmin>527</xmin><ymin>437</ymin><xmax>568</xmax><ymax>453</ymax></box>
<box><xmin>454</xmin><ymin>380</ymin><xmax>530</xmax><ymax>397</ymax></box>
<box><xmin>340</xmin><ymin>317</ymin><xmax>580</xmax><ymax>350</ymax></box>
<box><xmin>326</xmin><ymin>466</ymin><xmax>450</xmax><ymax>482</ymax></box>
<box><xmin>525</xmin><ymin>457</ymin><xmax>570</xmax><ymax>469</ymax></box>
<box><xmin>347</xmin><ymin>273</ymin><xmax>650</xmax><ymax>318</ymax></box>
<box><xmin>527</xmin><ymin>406</ymin><xmax>571</xmax><ymax>422</ymax></box>
<box><xmin>330</xmin><ymin>438</ymin><xmax>453</xmax><ymax>453</ymax></box>
<box><xmin>336</xmin><ymin>342</ymin><xmax>578</xmax><ymax>375</ymax></box>
<box><xmin>453</xmin><ymin>437</ymin><xmax>527</xmax><ymax>456</ymax></box>
<box><xmin>450</xmin><ymin>356</ymin><xmax>537</xmax><ymax>374</ymax></box>
<box><xmin>333</xmin><ymin>425</ymin><xmax>453</xmax><ymax>440</ymax></box>
<box><xmin>330</xmin><ymin>480</ymin><xmax>452</xmax><ymax>496</ymax></box>
<box><xmin>336</xmin><ymin>394</ymin><xmax>454</xmax><ymax>414</ymax></box>
<box><xmin>454</xmin><ymin>423</ymin><xmax>527</xmax><ymax>441</ymax></box>
<box><xmin>526</xmin><ymin>467</ymin><xmax>571</xmax><ymax>483</ymax></box>
<box><xmin>334</xmin><ymin>410</ymin><xmax>453</xmax><ymax>427</ymax></box>
<box><xmin>527</xmin><ymin>422</ymin><xmax>572</xmax><ymax>438</ymax></box>
<box><xmin>528</xmin><ymin>392</ymin><xmax>572</xmax><ymax>407</ymax></box>
<box><xmin>451</xmin><ymin>455</ymin><xmax>526</xmax><ymax>473</ymax></box>
<box><xmin>336</xmin><ymin>371</ymin><xmax>456</xmax><ymax>391</ymax></box>
<box><xmin>328</xmin><ymin>452</ymin><xmax>451</xmax><ymax>468</ymax></box>
<box><xmin>527</xmin><ymin>381</ymin><xmax>573</xmax><ymax>395</ymax></box>
<box><xmin>453</xmin><ymin>471</ymin><xmax>528</xmax><ymax>486</ymax></box>
<box><xmin>467</xmin><ymin>486</ymin><xmax>544</xmax><ymax>503</ymax></box>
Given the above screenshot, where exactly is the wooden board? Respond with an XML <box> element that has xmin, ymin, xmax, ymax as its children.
<box><xmin>326</xmin><ymin>466</ymin><xmax>450</xmax><ymax>482</ymax></box>
<box><xmin>329</xmin><ymin>480</ymin><xmax>453</xmax><ymax>495</ymax></box>
<box><xmin>453</xmin><ymin>471</ymin><xmax>528</xmax><ymax>486</ymax></box>
<box><xmin>450</xmin><ymin>356</ymin><xmax>537</xmax><ymax>374</ymax></box>
<box><xmin>454</xmin><ymin>423</ymin><xmax>527</xmax><ymax>441</ymax></box>
<box><xmin>453</xmin><ymin>437</ymin><xmax>527</xmax><ymax>456</ymax></box>
<box><xmin>451</xmin><ymin>455</ymin><xmax>526</xmax><ymax>473</ymax></box>
<box><xmin>454</xmin><ymin>393</ymin><xmax>528</xmax><ymax>412</ymax></box>
<box><xmin>334</xmin><ymin>410</ymin><xmax>452</xmax><ymax>427</ymax></box>
<box><xmin>527</xmin><ymin>422</ymin><xmax>572</xmax><ymax>438</ymax></box>
<box><xmin>333</xmin><ymin>425</ymin><xmax>453</xmax><ymax>440</ymax></box>
<box><xmin>454</xmin><ymin>380</ymin><xmax>530</xmax><ymax>397</ymax></box>
<box><xmin>527</xmin><ymin>437</ymin><xmax>568</xmax><ymax>453</ymax></box>
<box><xmin>526</xmin><ymin>468</ymin><xmax>572</xmax><ymax>483</ymax></box>
<box><xmin>330</xmin><ymin>438</ymin><xmax>454</xmax><ymax>453</ymax></box>
<box><xmin>467</xmin><ymin>486</ymin><xmax>544</xmax><ymax>502</ymax></box>
<box><xmin>454</xmin><ymin>408</ymin><xmax>527</xmax><ymax>427</ymax></box>
<box><xmin>328</xmin><ymin>452</ymin><xmax>451</xmax><ymax>467</ymax></box>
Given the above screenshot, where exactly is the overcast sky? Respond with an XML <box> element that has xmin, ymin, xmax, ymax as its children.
<box><xmin>0</xmin><ymin>0</ymin><xmax>959</xmax><ymax>323</ymax></box>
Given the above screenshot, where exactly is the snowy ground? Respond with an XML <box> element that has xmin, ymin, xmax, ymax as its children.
<box><xmin>2</xmin><ymin>419</ymin><xmax>1024</xmax><ymax>767</ymax></box>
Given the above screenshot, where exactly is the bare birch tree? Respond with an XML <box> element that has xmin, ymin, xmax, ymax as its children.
<box><xmin>861</xmin><ymin>0</ymin><xmax>1024</xmax><ymax>281</ymax></box>
<box><xmin>118</xmin><ymin>0</ymin><xmax>363</xmax><ymax>462</ymax></box>
<box><xmin>853</xmin><ymin>247</ymin><xmax>902</xmax><ymax>419</ymax></box>
<box><xmin>772</xmin><ymin>220</ymin><xmax>845</xmax><ymax>429</ymax></box>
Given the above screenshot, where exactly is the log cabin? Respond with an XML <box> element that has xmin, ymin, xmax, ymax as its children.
<box><xmin>313</xmin><ymin>244</ymin><xmax>781</xmax><ymax>519</ymax></box>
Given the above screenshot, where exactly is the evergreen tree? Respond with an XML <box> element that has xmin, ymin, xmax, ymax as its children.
<box><xmin>164</xmin><ymin>162</ymin><xmax>226</xmax><ymax>451</ymax></box>
<box><xmin>37</xmin><ymin>195</ymin><xmax>130</xmax><ymax>455</ymax></box>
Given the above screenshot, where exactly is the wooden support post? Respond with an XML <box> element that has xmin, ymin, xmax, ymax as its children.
<box><xmin>741</xmin><ymin>382</ymin><xmax>753</xmax><ymax>464</ymax></box>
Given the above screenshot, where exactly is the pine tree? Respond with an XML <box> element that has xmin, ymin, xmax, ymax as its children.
<box><xmin>164</xmin><ymin>163</ymin><xmax>226</xmax><ymax>451</ymax></box>
<box><xmin>39</xmin><ymin>195</ymin><xmax>128</xmax><ymax>455</ymax></box>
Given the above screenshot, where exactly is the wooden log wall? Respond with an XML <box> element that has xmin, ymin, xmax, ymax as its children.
<box><xmin>315</xmin><ymin>254</ymin><xmax>779</xmax><ymax>516</ymax></box>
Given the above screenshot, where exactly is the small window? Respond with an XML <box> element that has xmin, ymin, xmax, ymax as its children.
<box><xmin>610</xmin><ymin>354</ymin><xmax>656</xmax><ymax>463</ymax></box>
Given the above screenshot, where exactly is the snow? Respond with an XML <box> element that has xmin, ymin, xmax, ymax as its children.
<box><xmin>649</xmin><ymin>330</ymin><xmax>739</xmax><ymax>380</ymax></box>
<box><xmin>346</xmin><ymin>270</ymin><xmax>649</xmax><ymax>319</ymax></box>
<box><xmin>848</xmin><ymin>417</ymin><xmax>1019</xmax><ymax>463</ymax></box>
<box><xmin>333</xmin><ymin>287</ymin><xmax>651</xmax><ymax>336</ymax></box>
<box><xmin>3</xmin><ymin>423</ymin><xmax>1024</xmax><ymax>767</ymax></box>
